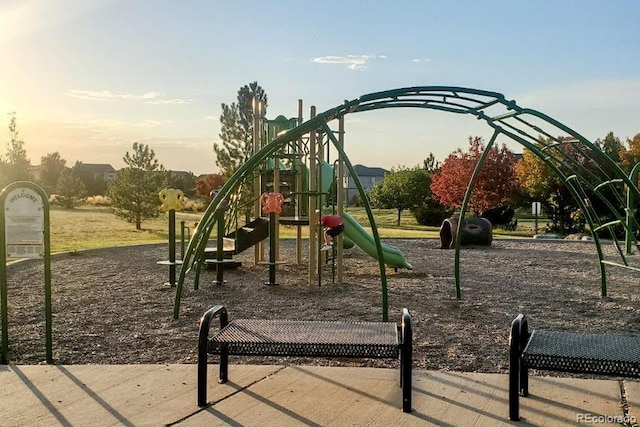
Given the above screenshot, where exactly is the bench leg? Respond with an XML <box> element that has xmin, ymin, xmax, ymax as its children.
<box><xmin>520</xmin><ymin>365</ymin><xmax>528</xmax><ymax>396</ymax></box>
<box><xmin>198</xmin><ymin>305</ymin><xmax>228</xmax><ymax>407</ymax></box>
<box><xmin>508</xmin><ymin>347</ymin><xmax>520</xmax><ymax>421</ymax></box>
<box><xmin>509</xmin><ymin>314</ymin><xmax>530</xmax><ymax>421</ymax></box>
<box><xmin>219</xmin><ymin>344</ymin><xmax>228</xmax><ymax>383</ymax></box>
<box><xmin>401</xmin><ymin>308</ymin><xmax>412</xmax><ymax>413</ymax></box>
<box><xmin>198</xmin><ymin>334</ymin><xmax>208</xmax><ymax>407</ymax></box>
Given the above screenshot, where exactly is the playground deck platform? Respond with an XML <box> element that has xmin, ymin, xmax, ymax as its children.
<box><xmin>1</xmin><ymin>363</ymin><xmax>635</xmax><ymax>426</ymax></box>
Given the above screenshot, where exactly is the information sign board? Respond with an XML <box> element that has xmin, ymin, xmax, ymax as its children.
<box><xmin>532</xmin><ymin>201</ymin><xmax>542</xmax><ymax>215</ymax></box>
<box><xmin>3</xmin><ymin>187</ymin><xmax>44</xmax><ymax>258</ymax></box>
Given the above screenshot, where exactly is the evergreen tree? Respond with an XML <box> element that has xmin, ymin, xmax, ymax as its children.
<box><xmin>3</xmin><ymin>113</ymin><xmax>32</xmax><ymax>185</ymax></box>
<box><xmin>54</xmin><ymin>168</ymin><xmax>87</xmax><ymax>208</ymax></box>
<box><xmin>213</xmin><ymin>82</ymin><xmax>268</xmax><ymax>179</ymax></box>
<box><xmin>107</xmin><ymin>143</ymin><xmax>168</xmax><ymax>230</ymax></box>
<box><xmin>39</xmin><ymin>152</ymin><xmax>67</xmax><ymax>194</ymax></box>
<box><xmin>595</xmin><ymin>131</ymin><xmax>624</xmax><ymax>163</ymax></box>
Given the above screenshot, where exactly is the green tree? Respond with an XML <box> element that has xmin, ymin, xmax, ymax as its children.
<box><xmin>107</xmin><ymin>142</ymin><xmax>168</xmax><ymax>230</ymax></box>
<box><xmin>2</xmin><ymin>113</ymin><xmax>32</xmax><ymax>185</ymax></box>
<box><xmin>54</xmin><ymin>168</ymin><xmax>87</xmax><ymax>208</ymax></box>
<box><xmin>39</xmin><ymin>152</ymin><xmax>67</xmax><ymax>194</ymax></box>
<box><xmin>422</xmin><ymin>152</ymin><xmax>441</xmax><ymax>172</ymax></box>
<box><xmin>596</xmin><ymin>131</ymin><xmax>624</xmax><ymax>163</ymax></box>
<box><xmin>0</xmin><ymin>155</ymin><xmax>6</xmax><ymax>187</ymax></box>
<box><xmin>369</xmin><ymin>166</ymin><xmax>432</xmax><ymax>226</ymax></box>
<box><xmin>213</xmin><ymin>81</ymin><xmax>268</xmax><ymax>180</ymax></box>
<box><xmin>515</xmin><ymin>136</ymin><xmax>592</xmax><ymax>234</ymax></box>
<box><xmin>619</xmin><ymin>133</ymin><xmax>640</xmax><ymax>175</ymax></box>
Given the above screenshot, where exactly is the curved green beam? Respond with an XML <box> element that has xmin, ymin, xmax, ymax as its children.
<box><xmin>626</xmin><ymin>163</ymin><xmax>640</xmax><ymax>254</ymax></box>
<box><xmin>174</xmin><ymin>86</ymin><xmax>640</xmax><ymax>317</ymax></box>
<box><xmin>454</xmin><ymin>130</ymin><xmax>500</xmax><ymax>299</ymax></box>
<box><xmin>482</xmin><ymin>109</ymin><xmax>635</xmax><ymax>297</ymax></box>
<box><xmin>320</xmin><ymin>123</ymin><xmax>390</xmax><ymax>320</ymax></box>
<box><xmin>482</xmin><ymin>119</ymin><xmax>609</xmax><ymax>296</ymax></box>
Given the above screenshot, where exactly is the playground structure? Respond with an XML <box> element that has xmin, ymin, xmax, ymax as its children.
<box><xmin>174</xmin><ymin>86</ymin><xmax>640</xmax><ymax>320</ymax></box>
<box><xmin>174</xmin><ymin>99</ymin><xmax>413</xmax><ymax>320</ymax></box>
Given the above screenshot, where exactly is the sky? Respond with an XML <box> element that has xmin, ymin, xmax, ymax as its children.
<box><xmin>1</xmin><ymin>0</ymin><xmax>639</xmax><ymax>176</ymax></box>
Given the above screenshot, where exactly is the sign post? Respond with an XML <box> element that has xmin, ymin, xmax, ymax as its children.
<box><xmin>532</xmin><ymin>202</ymin><xmax>542</xmax><ymax>235</ymax></box>
<box><xmin>0</xmin><ymin>181</ymin><xmax>52</xmax><ymax>364</ymax></box>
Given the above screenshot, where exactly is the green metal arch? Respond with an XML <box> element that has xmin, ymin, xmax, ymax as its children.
<box><xmin>174</xmin><ymin>86</ymin><xmax>640</xmax><ymax>318</ymax></box>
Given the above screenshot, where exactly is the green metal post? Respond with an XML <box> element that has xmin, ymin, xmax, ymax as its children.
<box><xmin>168</xmin><ymin>209</ymin><xmax>177</xmax><ymax>287</ymax></box>
<box><xmin>180</xmin><ymin>220</ymin><xmax>187</xmax><ymax>260</ymax></box>
<box><xmin>454</xmin><ymin>131</ymin><xmax>499</xmax><ymax>299</ymax></box>
<box><xmin>214</xmin><ymin>209</ymin><xmax>225</xmax><ymax>286</ymax></box>
<box><xmin>267</xmin><ymin>212</ymin><xmax>278</xmax><ymax>285</ymax></box>
<box><xmin>626</xmin><ymin>163</ymin><xmax>640</xmax><ymax>254</ymax></box>
<box><xmin>0</xmin><ymin>192</ymin><xmax>7</xmax><ymax>364</ymax></box>
<box><xmin>43</xmin><ymin>193</ymin><xmax>52</xmax><ymax>363</ymax></box>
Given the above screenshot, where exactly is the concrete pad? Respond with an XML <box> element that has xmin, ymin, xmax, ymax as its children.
<box><xmin>413</xmin><ymin>371</ymin><xmax>623</xmax><ymax>426</ymax></box>
<box><xmin>181</xmin><ymin>365</ymin><xmax>405</xmax><ymax>426</ymax></box>
<box><xmin>512</xmin><ymin>375</ymin><xmax>624</xmax><ymax>425</ymax></box>
<box><xmin>0</xmin><ymin>364</ymin><xmax>281</xmax><ymax>427</ymax></box>
<box><xmin>618</xmin><ymin>380</ymin><xmax>640</xmax><ymax>425</ymax></box>
<box><xmin>0</xmin><ymin>364</ymin><xmax>630</xmax><ymax>426</ymax></box>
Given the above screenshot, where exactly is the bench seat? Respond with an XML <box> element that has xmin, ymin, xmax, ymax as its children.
<box><xmin>509</xmin><ymin>313</ymin><xmax>640</xmax><ymax>421</ymax></box>
<box><xmin>208</xmin><ymin>318</ymin><xmax>400</xmax><ymax>358</ymax></box>
<box><xmin>198</xmin><ymin>305</ymin><xmax>412</xmax><ymax>412</ymax></box>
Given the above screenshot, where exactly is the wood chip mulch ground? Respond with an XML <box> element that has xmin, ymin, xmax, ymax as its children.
<box><xmin>4</xmin><ymin>238</ymin><xmax>640</xmax><ymax>374</ymax></box>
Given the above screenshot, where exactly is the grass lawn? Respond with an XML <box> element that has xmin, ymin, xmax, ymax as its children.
<box><xmin>45</xmin><ymin>206</ymin><xmax>534</xmax><ymax>254</ymax></box>
<box><xmin>49</xmin><ymin>206</ymin><xmax>202</xmax><ymax>253</ymax></box>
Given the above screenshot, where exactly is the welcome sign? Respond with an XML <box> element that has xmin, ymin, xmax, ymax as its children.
<box><xmin>1</xmin><ymin>181</ymin><xmax>53</xmax><ymax>364</ymax></box>
<box><xmin>4</xmin><ymin>187</ymin><xmax>44</xmax><ymax>258</ymax></box>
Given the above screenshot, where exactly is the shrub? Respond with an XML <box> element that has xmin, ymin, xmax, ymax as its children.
<box><xmin>184</xmin><ymin>199</ymin><xmax>206</xmax><ymax>212</ymax></box>
<box><xmin>84</xmin><ymin>195</ymin><xmax>113</xmax><ymax>206</ymax></box>
<box><xmin>412</xmin><ymin>204</ymin><xmax>455</xmax><ymax>226</ymax></box>
<box><xmin>349</xmin><ymin>194</ymin><xmax>362</xmax><ymax>207</ymax></box>
<box><xmin>482</xmin><ymin>205</ymin><xmax>515</xmax><ymax>228</ymax></box>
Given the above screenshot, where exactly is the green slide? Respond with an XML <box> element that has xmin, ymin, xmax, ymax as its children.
<box><xmin>320</xmin><ymin>162</ymin><xmax>413</xmax><ymax>270</ymax></box>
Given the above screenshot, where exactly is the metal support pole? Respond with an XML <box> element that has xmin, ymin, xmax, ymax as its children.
<box><xmin>180</xmin><ymin>220</ymin><xmax>188</xmax><ymax>260</ymax></box>
<box><xmin>214</xmin><ymin>209</ymin><xmax>225</xmax><ymax>286</ymax></box>
<box><xmin>308</xmin><ymin>106</ymin><xmax>318</xmax><ymax>287</ymax></box>
<box><xmin>168</xmin><ymin>209</ymin><xmax>177</xmax><ymax>287</ymax></box>
<box><xmin>626</xmin><ymin>163</ymin><xmax>640</xmax><ymax>254</ymax></box>
<box><xmin>267</xmin><ymin>212</ymin><xmax>278</xmax><ymax>285</ymax></box>
<box><xmin>337</xmin><ymin>115</ymin><xmax>345</xmax><ymax>283</ymax></box>
<box><xmin>296</xmin><ymin>99</ymin><xmax>303</xmax><ymax>264</ymax></box>
<box><xmin>253</xmin><ymin>97</ymin><xmax>261</xmax><ymax>265</ymax></box>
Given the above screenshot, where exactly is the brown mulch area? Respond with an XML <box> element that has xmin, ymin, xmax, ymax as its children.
<box><xmin>4</xmin><ymin>238</ymin><xmax>640</xmax><ymax>373</ymax></box>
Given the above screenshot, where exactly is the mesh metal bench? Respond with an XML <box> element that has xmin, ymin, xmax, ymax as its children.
<box><xmin>508</xmin><ymin>313</ymin><xmax>640</xmax><ymax>421</ymax></box>
<box><xmin>198</xmin><ymin>305</ymin><xmax>413</xmax><ymax>412</ymax></box>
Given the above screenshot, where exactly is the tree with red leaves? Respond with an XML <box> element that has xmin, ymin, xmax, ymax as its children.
<box><xmin>430</xmin><ymin>136</ymin><xmax>519</xmax><ymax>215</ymax></box>
<box><xmin>195</xmin><ymin>173</ymin><xmax>225</xmax><ymax>202</ymax></box>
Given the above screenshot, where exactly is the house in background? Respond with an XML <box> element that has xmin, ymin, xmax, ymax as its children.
<box><xmin>74</xmin><ymin>163</ymin><xmax>117</xmax><ymax>195</ymax></box>
<box><xmin>74</xmin><ymin>163</ymin><xmax>117</xmax><ymax>181</ymax></box>
<box><xmin>343</xmin><ymin>164</ymin><xmax>389</xmax><ymax>205</ymax></box>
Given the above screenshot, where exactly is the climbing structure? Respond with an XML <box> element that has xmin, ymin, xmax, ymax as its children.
<box><xmin>175</xmin><ymin>86</ymin><xmax>640</xmax><ymax>318</ymax></box>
